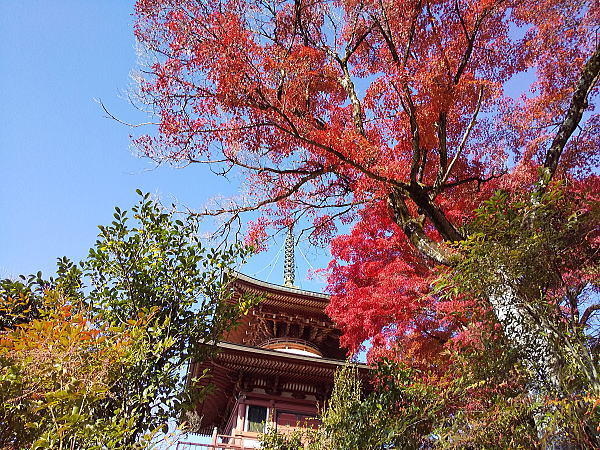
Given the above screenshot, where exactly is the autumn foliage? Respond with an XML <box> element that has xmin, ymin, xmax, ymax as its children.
<box><xmin>0</xmin><ymin>288</ymin><xmax>142</xmax><ymax>448</ymax></box>
<box><xmin>132</xmin><ymin>0</ymin><xmax>598</xmax><ymax>443</ymax></box>
<box><xmin>0</xmin><ymin>195</ymin><xmax>255</xmax><ymax>448</ymax></box>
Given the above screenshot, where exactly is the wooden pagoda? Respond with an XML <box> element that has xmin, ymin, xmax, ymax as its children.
<box><xmin>185</xmin><ymin>230</ymin><xmax>367</xmax><ymax>449</ymax></box>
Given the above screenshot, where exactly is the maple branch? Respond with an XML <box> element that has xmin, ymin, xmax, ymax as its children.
<box><xmin>343</xmin><ymin>23</ymin><xmax>374</xmax><ymax>64</ymax></box>
<box><xmin>338</xmin><ymin>58</ymin><xmax>366</xmax><ymax>136</ymax></box>
<box><xmin>294</xmin><ymin>0</ymin><xmax>310</xmax><ymax>46</ymax></box>
<box><xmin>189</xmin><ymin>121</ymin><xmax>276</xmax><ymax>136</ymax></box>
<box><xmin>372</xmin><ymin>7</ymin><xmax>400</xmax><ymax>64</ymax></box>
<box><xmin>266</xmin><ymin>113</ymin><xmax>408</xmax><ymax>190</ymax></box>
<box><xmin>255</xmin><ymin>88</ymin><xmax>303</xmax><ymax>136</ymax></box>
<box><xmin>222</xmin><ymin>154</ymin><xmax>325</xmax><ymax>177</ymax></box>
<box><xmin>434</xmin><ymin>85</ymin><xmax>484</xmax><ymax>194</ymax></box>
<box><xmin>453</xmin><ymin>1</ymin><xmax>489</xmax><ymax>84</ymax></box>
<box><xmin>97</xmin><ymin>99</ymin><xmax>158</xmax><ymax>127</ymax></box>
<box><xmin>435</xmin><ymin>111</ymin><xmax>448</xmax><ymax>189</ymax></box>
<box><xmin>538</xmin><ymin>42</ymin><xmax>600</xmax><ymax>192</ymax></box>
<box><xmin>403</xmin><ymin>0</ymin><xmax>422</xmax><ymax>65</ymax></box>
<box><xmin>418</xmin><ymin>148</ymin><xmax>428</xmax><ymax>183</ymax></box>
<box><xmin>388</xmin><ymin>189</ymin><xmax>455</xmax><ymax>265</ymax></box>
<box><xmin>438</xmin><ymin>170</ymin><xmax>506</xmax><ymax>191</ymax></box>
<box><xmin>402</xmin><ymin>85</ymin><xmax>422</xmax><ymax>185</ymax></box>
<box><xmin>420</xmin><ymin>327</ymin><xmax>450</xmax><ymax>344</ymax></box>
<box><xmin>198</xmin><ymin>168</ymin><xmax>327</xmax><ymax>235</ymax></box>
<box><xmin>408</xmin><ymin>184</ymin><xmax>464</xmax><ymax>242</ymax></box>
<box><xmin>426</xmin><ymin>1</ymin><xmax>452</xmax><ymax>78</ymax></box>
<box><xmin>305</xmin><ymin>205</ymin><xmax>357</xmax><ymax>243</ymax></box>
<box><xmin>296</xmin><ymin>198</ymin><xmax>367</xmax><ymax>210</ymax></box>
<box><xmin>392</xmin><ymin>81</ymin><xmax>463</xmax><ymax>243</ymax></box>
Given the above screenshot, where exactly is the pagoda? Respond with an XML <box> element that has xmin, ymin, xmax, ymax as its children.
<box><xmin>184</xmin><ymin>229</ymin><xmax>367</xmax><ymax>449</ymax></box>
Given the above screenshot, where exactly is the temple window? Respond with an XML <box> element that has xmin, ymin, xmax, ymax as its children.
<box><xmin>275</xmin><ymin>411</ymin><xmax>320</xmax><ymax>431</ymax></box>
<box><xmin>245</xmin><ymin>405</ymin><xmax>269</xmax><ymax>433</ymax></box>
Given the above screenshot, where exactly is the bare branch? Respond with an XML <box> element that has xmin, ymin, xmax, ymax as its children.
<box><xmin>197</xmin><ymin>168</ymin><xmax>327</xmax><ymax>237</ymax></box>
<box><xmin>97</xmin><ymin>99</ymin><xmax>158</xmax><ymax>127</ymax></box>
<box><xmin>437</xmin><ymin>170</ymin><xmax>506</xmax><ymax>191</ymax></box>
<box><xmin>581</xmin><ymin>304</ymin><xmax>600</xmax><ymax>327</ymax></box>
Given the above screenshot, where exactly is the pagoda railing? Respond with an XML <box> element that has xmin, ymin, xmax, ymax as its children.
<box><xmin>176</xmin><ymin>434</ymin><xmax>245</xmax><ymax>450</ymax></box>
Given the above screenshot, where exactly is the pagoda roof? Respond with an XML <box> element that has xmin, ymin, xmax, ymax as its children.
<box><xmin>215</xmin><ymin>341</ymin><xmax>365</xmax><ymax>371</ymax></box>
<box><xmin>230</xmin><ymin>271</ymin><xmax>330</xmax><ymax>314</ymax></box>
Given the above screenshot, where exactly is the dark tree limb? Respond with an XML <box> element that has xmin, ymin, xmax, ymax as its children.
<box><xmin>403</xmin><ymin>0</ymin><xmax>422</xmax><ymax>65</ymax></box>
<box><xmin>435</xmin><ymin>111</ymin><xmax>448</xmax><ymax>188</ymax></box>
<box><xmin>581</xmin><ymin>304</ymin><xmax>600</xmax><ymax>327</ymax></box>
<box><xmin>437</xmin><ymin>170</ymin><xmax>506</xmax><ymax>191</ymax></box>
<box><xmin>538</xmin><ymin>42</ymin><xmax>600</xmax><ymax>192</ymax></box>
<box><xmin>453</xmin><ymin>2</ymin><xmax>486</xmax><ymax>84</ymax></box>
<box><xmin>408</xmin><ymin>184</ymin><xmax>464</xmax><ymax>242</ymax></box>
<box><xmin>403</xmin><ymin>85</ymin><xmax>422</xmax><ymax>185</ymax></box>
<box><xmin>388</xmin><ymin>189</ymin><xmax>455</xmax><ymax>265</ymax></box>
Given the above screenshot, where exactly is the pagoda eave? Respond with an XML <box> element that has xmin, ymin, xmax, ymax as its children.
<box><xmin>214</xmin><ymin>341</ymin><xmax>363</xmax><ymax>374</ymax></box>
<box><xmin>188</xmin><ymin>342</ymin><xmax>369</xmax><ymax>433</ymax></box>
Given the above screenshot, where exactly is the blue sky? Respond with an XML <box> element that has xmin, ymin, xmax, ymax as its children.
<box><xmin>0</xmin><ymin>1</ymin><xmax>328</xmax><ymax>291</ymax></box>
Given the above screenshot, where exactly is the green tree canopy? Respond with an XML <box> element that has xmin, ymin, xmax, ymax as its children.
<box><xmin>0</xmin><ymin>192</ymin><xmax>256</xmax><ymax>448</ymax></box>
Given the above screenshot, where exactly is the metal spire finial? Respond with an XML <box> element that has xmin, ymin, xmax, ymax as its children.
<box><xmin>283</xmin><ymin>226</ymin><xmax>296</xmax><ymax>288</ymax></box>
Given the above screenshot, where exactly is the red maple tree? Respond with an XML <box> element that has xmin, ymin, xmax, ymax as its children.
<box><xmin>131</xmin><ymin>0</ymin><xmax>598</xmax><ymax>392</ymax></box>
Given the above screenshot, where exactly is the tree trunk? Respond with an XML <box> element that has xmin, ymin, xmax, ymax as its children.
<box><xmin>487</xmin><ymin>271</ymin><xmax>580</xmax><ymax>450</ymax></box>
<box><xmin>487</xmin><ymin>271</ymin><xmax>562</xmax><ymax>389</ymax></box>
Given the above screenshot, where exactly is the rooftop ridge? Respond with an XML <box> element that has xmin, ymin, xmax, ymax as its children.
<box><xmin>230</xmin><ymin>270</ymin><xmax>330</xmax><ymax>300</ymax></box>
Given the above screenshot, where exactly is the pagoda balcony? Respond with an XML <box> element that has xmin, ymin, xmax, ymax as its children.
<box><xmin>258</xmin><ymin>337</ymin><xmax>323</xmax><ymax>357</ymax></box>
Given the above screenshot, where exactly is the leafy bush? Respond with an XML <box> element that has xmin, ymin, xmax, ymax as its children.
<box><xmin>0</xmin><ymin>192</ymin><xmax>256</xmax><ymax>448</ymax></box>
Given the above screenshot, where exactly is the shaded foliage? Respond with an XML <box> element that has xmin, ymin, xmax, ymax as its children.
<box><xmin>433</xmin><ymin>184</ymin><xmax>600</xmax><ymax>445</ymax></box>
